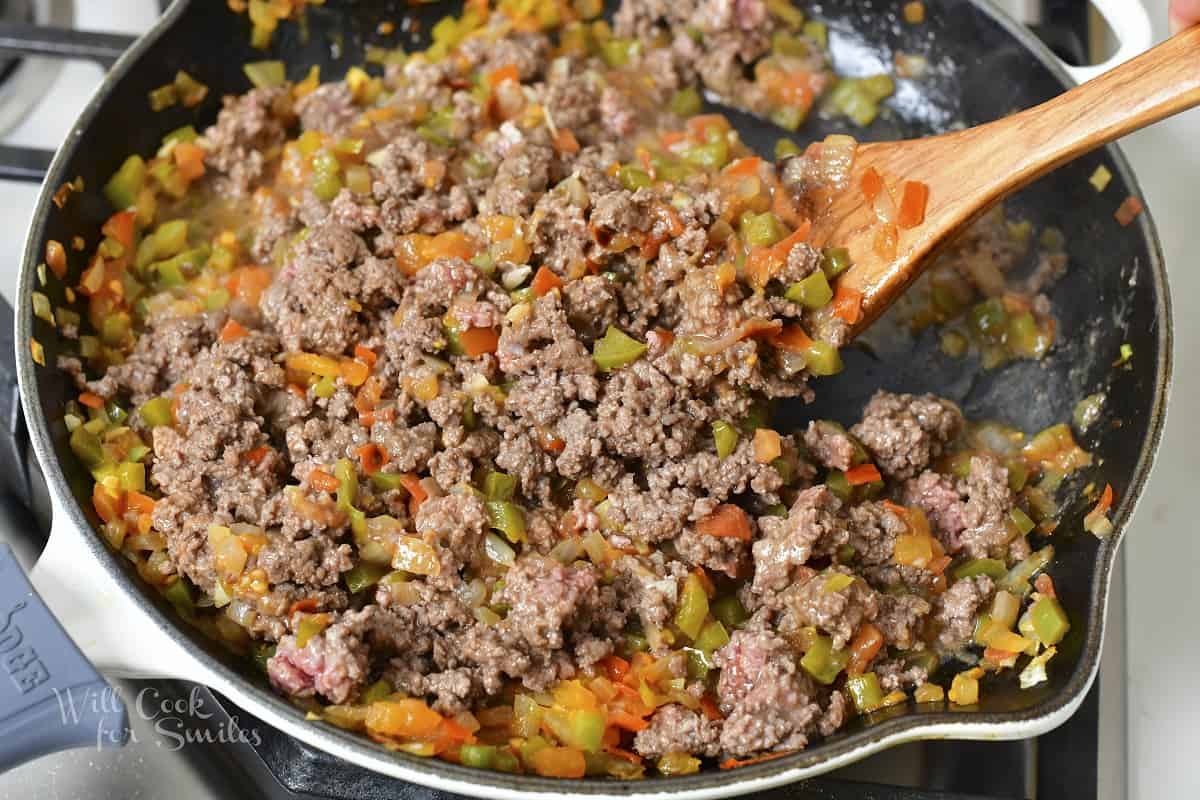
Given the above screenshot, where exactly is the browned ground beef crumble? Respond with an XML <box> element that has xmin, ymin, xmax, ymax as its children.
<box><xmin>54</xmin><ymin>0</ymin><xmax>1081</xmax><ymax>779</ymax></box>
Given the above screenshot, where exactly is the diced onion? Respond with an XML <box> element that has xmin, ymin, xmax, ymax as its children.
<box><xmin>484</xmin><ymin>532</ymin><xmax>516</xmax><ymax>566</ymax></box>
<box><xmin>818</xmin><ymin>134</ymin><xmax>857</xmax><ymax>190</ymax></box>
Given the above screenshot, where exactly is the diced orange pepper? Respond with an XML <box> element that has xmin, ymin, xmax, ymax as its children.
<box><xmin>101</xmin><ymin>210</ymin><xmax>136</xmax><ymax>249</ymax></box>
<box><xmin>486</xmin><ymin>63</ymin><xmax>520</xmax><ymax>88</ymax></box>
<box><xmin>531</xmin><ymin>266</ymin><xmax>564</xmax><ymax>297</ymax></box>
<box><xmin>845</xmin><ymin>623</ymin><xmax>884</xmax><ymax>676</ymax></box>
<box><xmin>530</xmin><ymin>746</ymin><xmax>586</xmax><ymax>779</ymax></box>
<box><xmin>173</xmin><ymin>141</ymin><xmax>207</xmax><ymax>182</ymax></box>
<box><xmin>695</xmin><ymin>504</ymin><xmax>752</xmax><ymax>541</ymax></box>
<box><xmin>861</xmin><ymin>167</ymin><xmax>884</xmax><ymax>204</ymax></box>
<box><xmin>753</xmin><ymin>428</ymin><xmax>782</xmax><ymax>464</ymax></box>
<box><xmin>458</xmin><ymin>326</ymin><xmax>499</xmax><ymax>357</ymax></box>
<box><xmin>92</xmin><ymin>483</ymin><xmax>125</xmax><ymax>525</ymax></box>
<box><xmin>598</xmin><ymin>655</ymin><xmax>630</xmax><ymax>681</ymax></box>
<box><xmin>310</xmin><ymin>469</ymin><xmax>340</xmax><ymax>493</ymax></box>
<box><xmin>830</xmin><ymin>284</ymin><xmax>865</xmax><ymax>325</ymax></box>
<box><xmin>366</xmin><ymin>698</ymin><xmax>445</xmax><ymax>738</ymax></box>
<box><xmin>897</xmin><ymin>180</ymin><xmax>930</xmax><ymax>229</ymax></box>
<box><xmin>353</xmin><ymin>344</ymin><xmax>377</xmax><ymax>369</ymax></box>
<box><xmin>399</xmin><ymin>473</ymin><xmax>428</xmax><ymax>514</ymax></box>
<box><xmin>219</xmin><ymin>319</ymin><xmax>249</xmax><ymax>343</ymax></box>
<box><xmin>46</xmin><ymin>240</ymin><xmax>67</xmax><ymax>279</ymax></box>
<box><xmin>340</xmin><ymin>358</ymin><xmax>370</xmax><ymax>387</ymax></box>
<box><xmin>78</xmin><ymin>391</ymin><xmax>104</xmax><ymax>409</ymax></box>
<box><xmin>126</xmin><ymin>491</ymin><xmax>157</xmax><ymax>515</ymax></box>
<box><xmin>226</xmin><ymin>266</ymin><xmax>272</xmax><ymax>307</ymax></box>
<box><xmin>553</xmin><ymin>128</ymin><xmax>580</xmax><ymax>155</ymax></box>
<box><xmin>726</xmin><ymin>156</ymin><xmax>763</xmax><ymax>178</ymax></box>
<box><xmin>609</xmin><ymin>710</ymin><xmax>649</xmax><ymax>732</ymax></box>
<box><xmin>769</xmin><ymin>324</ymin><xmax>814</xmax><ymax>353</ymax></box>
<box><xmin>844</xmin><ymin>463</ymin><xmax>882</xmax><ymax>485</ymax></box>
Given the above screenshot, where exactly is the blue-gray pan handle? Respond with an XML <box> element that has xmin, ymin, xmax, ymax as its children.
<box><xmin>0</xmin><ymin>542</ymin><xmax>127</xmax><ymax>771</ymax></box>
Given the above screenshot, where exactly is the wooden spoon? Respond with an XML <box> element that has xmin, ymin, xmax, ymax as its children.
<box><xmin>813</xmin><ymin>25</ymin><xmax>1200</xmax><ymax>337</ymax></box>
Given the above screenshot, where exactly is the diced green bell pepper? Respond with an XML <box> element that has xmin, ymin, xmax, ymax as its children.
<box><xmin>484</xmin><ymin>470</ymin><xmax>517</xmax><ymax>501</ymax></box>
<box><xmin>459</xmin><ymin>743</ymin><xmax>497</xmax><ymax>769</ymax></box>
<box><xmin>592</xmin><ymin>326</ymin><xmax>647</xmax><ymax>371</ymax></box>
<box><xmin>243</xmin><ymin>60</ymin><xmax>286</xmax><ymax>88</ymax></box>
<box><xmin>117</xmin><ymin>462</ymin><xmax>145</xmax><ymax>492</ymax></box>
<box><xmin>334</xmin><ymin>458</ymin><xmax>358</xmax><ymax>511</ymax></box>
<box><xmin>567</xmin><ymin>708</ymin><xmax>607</xmax><ymax>752</ymax></box>
<box><xmin>821</xmin><ymin>247</ymin><xmax>851</xmax><ymax>278</ymax></box>
<box><xmin>742</xmin><ymin>212</ymin><xmax>785</xmax><ymax>247</ymax></box>
<box><xmin>295</xmin><ymin>614</ymin><xmax>329</xmax><ymax>648</ymax></box>
<box><xmin>344</xmin><ymin>562</ymin><xmax>388</xmax><ymax>594</ymax></box>
<box><xmin>69</xmin><ymin>424</ymin><xmax>105</xmax><ymax>468</ymax></box>
<box><xmin>785</xmin><ymin>270</ymin><xmax>833</xmax><ymax>309</ymax></box>
<box><xmin>800</xmin><ymin>632</ymin><xmax>849</xmax><ymax>685</ymax></box>
<box><xmin>712</xmin><ymin>420</ymin><xmax>739</xmax><ymax>459</ymax></box>
<box><xmin>669</xmin><ymin>87</ymin><xmax>701</xmax><ymax>117</ymax></box>
<box><xmin>486</xmin><ymin>500</ymin><xmax>527</xmax><ymax>543</ymax></box>
<box><xmin>104</xmin><ymin>155</ymin><xmax>146</xmax><ymax>210</ymax></box>
<box><xmin>1030</xmin><ymin>596</ymin><xmax>1069</xmax><ymax>645</ymax></box>
<box><xmin>617</xmin><ymin>165</ymin><xmax>652</xmax><ymax>191</ymax></box>
<box><xmin>673</xmin><ymin>573</ymin><xmax>709</xmax><ymax>640</ymax></box>
<box><xmin>681</xmin><ymin>139</ymin><xmax>729</xmax><ymax>170</ymax></box>
<box><xmin>693</xmin><ymin>619</ymin><xmax>730</xmax><ymax>654</ymax></box>
<box><xmin>711</xmin><ymin>594</ymin><xmax>748</xmax><ymax>629</ymax></box>
<box><xmin>138</xmin><ymin>396</ymin><xmax>174</xmax><ymax>428</ymax></box>
<box><xmin>804</xmin><ymin>340</ymin><xmax>843</xmax><ymax>376</ymax></box>
<box><xmin>845</xmin><ymin>672</ymin><xmax>884</xmax><ymax>714</ymax></box>
<box><xmin>361</xmin><ymin>679</ymin><xmax>393</xmax><ymax>704</ymax></box>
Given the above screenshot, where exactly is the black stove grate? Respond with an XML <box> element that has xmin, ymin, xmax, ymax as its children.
<box><xmin>0</xmin><ymin>8</ymin><xmax>1104</xmax><ymax>800</ymax></box>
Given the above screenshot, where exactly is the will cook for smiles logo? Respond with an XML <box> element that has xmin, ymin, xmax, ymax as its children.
<box><xmin>53</xmin><ymin>684</ymin><xmax>263</xmax><ymax>751</ymax></box>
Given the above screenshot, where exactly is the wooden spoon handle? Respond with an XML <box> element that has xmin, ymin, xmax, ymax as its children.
<box><xmin>961</xmin><ymin>24</ymin><xmax>1200</xmax><ymax>196</ymax></box>
<box><xmin>836</xmin><ymin>25</ymin><xmax>1200</xmax><ymax>335</ymax></box>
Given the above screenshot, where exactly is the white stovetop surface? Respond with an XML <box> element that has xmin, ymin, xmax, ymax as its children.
<box><xmin>0</xmin><ymin>1</ymin><xmax>1195</xmax><ymax>798</ymax></box>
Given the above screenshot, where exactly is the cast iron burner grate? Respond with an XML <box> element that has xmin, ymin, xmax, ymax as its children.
<box><xmin>0</xmin><ymin>10</ymin><xmax>1104</xmax><ymax>799</ymax></box>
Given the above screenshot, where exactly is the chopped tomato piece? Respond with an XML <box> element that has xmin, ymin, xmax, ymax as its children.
<box><xmin>340</xmin><ymin>358</ymin><xmax>370</xmax><ymax>386</ymax></box>
<box><xmin>356</xmin><ymin>443</ymin><xmax>388</xmax><ymax>474</ymax></box>
<box><xmin>78</xmin><ymin>391</ymin><xmax>104</xmax><ymax>409</ymax></box>
<box><xmin>699</xmin><ymin>695</ymin><xmax>723</xmax><ymax>721</ymax></box>
<box><xmin>288</xmin><ymin>597</ymin><xmax>320</xmax><ymax>615</ymax></box>
<box><xmin>598</xmin><ymin>654</ymin><xmax>630</xmax><ymax>681</ymax></box>
<box><xmin>844</xmin><ymin>463</ymin><xmax>882</xmax><ymax>485</ymax></box>
<box><xmin>92</xmin><ymin>482</ymin><xmax>125</xmax><ymax>525</ymax></box>
<box><xmin>1034</xmin><ymin>573</ymin><xmax>1057</xmax><ymax>599</ymax></box>
<box><xmin>245</xmin><ymin>445</ymin><xmax>271</xmax><ymax>466</ymax></box>
<box><xmin>696</xmin><ymin>503</ymin><xmax>752</xmax><ymax>541</ymax></box>
<box><xmin>897</xmin><ymin>180</ymin><xmax>929</xmax><ymax>229</ymax></box>
<box><xmin>531</xmin><ymin>266</ymin><xmax>564</xmax><ymax>297</ymax></box>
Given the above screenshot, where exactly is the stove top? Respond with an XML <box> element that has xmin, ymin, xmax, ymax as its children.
<box><xmin>0</xmin><ymin>3</ymin><xmax>1129</xmax><ymax>798</ymax></box>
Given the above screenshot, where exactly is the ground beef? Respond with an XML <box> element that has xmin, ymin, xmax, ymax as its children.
<box><xmin>204</xmin><ymin>86</ymin><xmax>296</xmax><ymax>196</ymax></box>
<box><xmin>904</xmin><ymin>455</ymin><xmax>1017</xmax><ymax>558</ymax></box>
<box><xmin>714</xmin><ymin>630</ymin><xmax>825</xmax><ymax>756</ymax></box>
<box><xmin>778</xmin><ymin>567</ymin><xmax>880</xmax><ymax>650</ymax></box>
<box><xmin>875</xmin><ymin>592</ymin><xmax>932</xmax><ymax>650</ymax></box>
<box><xmin>633</xmin><ymin>704</ymin><xmax>723</xmax><ymax>758</ymax></box>
<box><xmin>851</xmin><ymin>391</ymin><xmax>965</xmax><ymax>480</ymax></box>
<box><xmin>266</xmin><ymin>608</ymin><xmax>372</xmax><ymax>704</ymax></box>
<box><xmin>804</xmin><ymin>420</ymin><xmax>859</xmax><ymax>471</ymax></box>
<box><xmin>752</xmin><ymin>485</ymin><xmax>844</xmax><ymax>597</ymax></box>
<box><xmin>933</xmin><ymin>575</ymin><xmax>995</xmax><ymax>652</ymax></box>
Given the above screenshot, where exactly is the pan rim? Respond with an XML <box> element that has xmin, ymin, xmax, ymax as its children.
<box><xmin>14</xmin><ymin>0</ymin><xmax>1173</xmax><ymax>796</ymax></box>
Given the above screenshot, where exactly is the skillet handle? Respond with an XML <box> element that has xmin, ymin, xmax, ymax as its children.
<box><xmin>0</xmin><ymin>543</ymin><xmax>128</xmax><ymax>771</ymax></box>
<box><xmin>1061</xmin><ymin>0</ymin><xmax>1153</xmax><ymax>85</ymax></box>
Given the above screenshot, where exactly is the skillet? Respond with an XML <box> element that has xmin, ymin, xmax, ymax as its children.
<box><xmin>0</xmin><ymin>0</ymin><xmax>1170</xmax><ymax>795</ymax></box>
